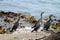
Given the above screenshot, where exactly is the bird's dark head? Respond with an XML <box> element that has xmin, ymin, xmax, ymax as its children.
<box><xmin>49</xmin><ymin>15</ymin><xmax>53</xmax><ymax>20</ymax></box>
<box><xmin>49</xmin><ymin>15</ymin><xmax>56</xmax><ymax>21</ymax></box>
<box><xmin>40</xmin><ymin>12</ymin><xmax>44</xmax><ymax>17</ymax></box>
<box><xmin>49</xmin><ymin>15</ymin><xmax>53</xmax><ymax>18</ymax></box>
<box><xmin>41</xmin><ymin>12</ymin><xmax>44</xmax><ymax>15</ymax></box>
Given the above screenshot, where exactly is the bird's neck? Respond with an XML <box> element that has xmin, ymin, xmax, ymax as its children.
<box><xmin>16</xmin><ymin>17</ymin><xmax>20</xmax><ymax>23</ymax></box>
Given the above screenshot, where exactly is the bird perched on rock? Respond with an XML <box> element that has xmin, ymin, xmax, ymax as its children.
<box><xmin>43</xmin><ymin>15</ymin><xmax>54</xmax><ymax>31</ymax></box>
<box><xmin>10</xmin><ymin>17</ymin><xmax>20</xmax><ymax>32</ymax></box>
<box><xmin>31</xmin><ymin>12</ymin><xmax>44</xmax><ymax>32</ymax></box>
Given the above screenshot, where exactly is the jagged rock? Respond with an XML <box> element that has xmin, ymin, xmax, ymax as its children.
<box><xmin>52</xmin><ymin>22</ymin><xmax>60</xmax><ymax>30</ymax></box>
<box><xmin>20</xmin><ymin>26</ymin><xmax>25</xmax><ymax>28</ymax></box>
<box><xmin>0</xmin><ymin>26</ymin><xmax>11</xmax><ymax>34</ymax></box>
<box><xmin>0</xmin><ymin>13</ymin><xmax>3</xmax><ymax>17</ymax></box>
<box><xmin>27</xmin><ymin>16</ymin><xmax>37</xmax><ymax>23</ymax></box>
<box><xmin>21</xmin><ymin>15</ymin><xmax>25</xmax><ymax>18</ymax></box>
<box><xmin>4</xmin><ymin>18</ymin><xmax>12</xmax><ymax>24</ymax></box>
<box><xmin>21</xmin><ymin>13</ymin><xmax>31</xmax><ymax>19</ymax></box>
<box><xmin>0</xmin><ymin>11</ymin><xmax>7</xmax><ymax>15</ymax></box>
<box><xmin>44</xmin><ymin>32</ymin><xmax>60</xmax><ymax>40</ymax></box>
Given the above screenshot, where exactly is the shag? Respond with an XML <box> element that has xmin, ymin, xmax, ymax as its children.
<box><xmin>10</xmin><ymin>17</ymin><xmax>20</xmax><ymax>32</ymax></box>
<box><xmin>43</xmin><ymin>15</ymin><xmax>53</xmax><ymax>31</ymax></box>
<box><xmin>31</xmin><ymin>12</ymin><xmax>44</xmax><ymax>32</ymax></box>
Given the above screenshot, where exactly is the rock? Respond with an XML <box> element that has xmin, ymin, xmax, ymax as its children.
<box><xmin>0</xmin><ymin>13</ymin><xmax>3</xmax><ymax>17</ymax></box>
<box><xmin>27</xmin><ymin>16</ymin><xmax>37</xmax><ymax>24</ymax></box>
<box><xmin>0</xmin><ymin>26</ymin><xmax>11</xmax><ymax>34</ymax></box>
<box><xmin>21</xmin><ymin>15</ymin><xmax>25</xmax><ymax>19</ymax></box>
<box><xmin>0</xmin><ymin>11</ymin><xmax>6</xmax><ymax>15</ymax></box>
<box><xmin>57</xmin><ymin>19</ymin><xmax>60</xmax><ymax>22</ymax></box>
<box><xmin>21</xmin><ymin>13</ymin><xmax>31</xmax><ymax>19</ymax></box>
<box><xmin>44</xmin><ymin>32</ymin><xmax>60</xmax><ymax>40</ymax></box>
<box><xmin>20</xmin><ymin>26</ymin><xmax>25</xmax><ymax>28</ymax></box>
<box><xmin>51</xmin><ymin>22</ymin><xmax>60</xmax><ymax>30</ymax></box>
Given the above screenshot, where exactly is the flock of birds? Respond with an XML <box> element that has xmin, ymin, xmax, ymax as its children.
<box><xmin>31</xmin><ymin>12</ymin><xmax>56</xmax><ymax>32</ymax></box>
<box><xmin>9</xmin><ymin>12</ymin><xmax>57</xmax><ymax>33</ymax></box>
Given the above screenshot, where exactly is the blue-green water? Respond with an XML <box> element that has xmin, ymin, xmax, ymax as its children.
<box><xmin>0</xmin><ymin>0</ymin><xmax>60</xmax><ymax>18</ymax></box>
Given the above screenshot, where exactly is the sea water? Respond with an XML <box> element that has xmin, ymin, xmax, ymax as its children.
<box><xmin>0</xmin><ymin>0</ymin><xmax>60</xmax><ymax>18</ymax></box>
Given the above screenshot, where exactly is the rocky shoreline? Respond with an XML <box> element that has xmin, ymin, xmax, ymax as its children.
<box><xmin>0</xmin><ymin>11</ymin><xmax>60</xmax><ymax>40</ymax></box>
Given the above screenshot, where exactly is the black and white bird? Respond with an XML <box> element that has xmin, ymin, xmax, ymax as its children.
<box><xmin>43</xmin><ymin>15</ymin><xmax>53</xmax><ymax>31</ymax></box>
<box><xmin>31</xmin><ymin>12</ymin><xmax>44</xmax><ymax>32</ymax></box>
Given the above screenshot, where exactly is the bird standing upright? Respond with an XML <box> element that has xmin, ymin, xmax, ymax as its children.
<box><xmin>31</xmin><ymin>12</ymin><xmax>44</xmax><ymax>32</ymax></box>
<box><xmin>43</xmin><ymin>15</ymin><xmax>53</xmax><ymax>31</ymax></box>
<box><xmin>10</xmin><ymin>17</ymin><xmax>20</xmax><ymax>32</ymax></box>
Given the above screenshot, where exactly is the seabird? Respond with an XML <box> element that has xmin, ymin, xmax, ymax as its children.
<box><xmin>43</xmin><ymin>15</ymin><xmax>53</xmax><ymax>31</ymax></box>
<box><xmin>31</xmin><ymin>12</ymin><xmax>44</xmax><ymax>32</ymax></box>
<box><xmin>10</xmin><ymin>17</ymin><xmax>20</xmax><ymax>32</ymax></box>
